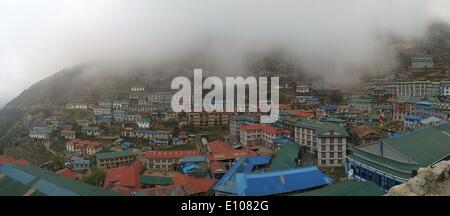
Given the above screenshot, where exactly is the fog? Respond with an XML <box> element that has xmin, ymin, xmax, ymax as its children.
<box><xmin>1</xmin><ymin>0</ymin><xmax>450</xmax><ymax>107</ymax></box>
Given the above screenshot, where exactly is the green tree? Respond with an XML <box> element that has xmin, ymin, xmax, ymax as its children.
<box><xmin>81</xmin><ymin>169</ymin><xmax>107</xmax><ymax>187</ymax></box>
<box><xmin>52</xmin><ymin>153</ymin><xmax>65</xmax><ymax>170</ymax></box>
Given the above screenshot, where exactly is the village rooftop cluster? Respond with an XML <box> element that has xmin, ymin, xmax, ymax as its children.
<box><xmin>2</xmin><ymin>47</ymin><xmax>450</xmax><ymax>196</ymax></box>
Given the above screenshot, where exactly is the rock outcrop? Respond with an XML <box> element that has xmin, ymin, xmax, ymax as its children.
<box><xmin>386</xmin><ymin>160</ymin><xmax>450</xmax><ymax>196</ymax></box>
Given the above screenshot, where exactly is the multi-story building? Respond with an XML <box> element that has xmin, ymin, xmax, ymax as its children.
<box><xmin>294</xmin><ymin>96</ymin><xmax>320</xmax><ymax>105</ymax></box>
<box><xmin>188</xmin><ymin>112</ymin><xmax>232</xmax><ymax>128</ymax></box>
<box><xmin>368</xmin><ymin>81</ymin><xmax>441</xmax><ymax>98</ymax></box>
<box><xmin>349</xmin><ymin>97</ymin><xmax>376</xmax><ymax>112</ymax></box>
<box><xmin>93</xmin><ymin>107</ymin><xmax>112</xmax><ymax>116</ymax></box>
<box><xmin>29</xmin><ymin>127</ymin><xmax>52</xmax><ymax>139</ymax></box>
<box><xmin>138</xmin><ymin>117</ymin><xmax>151</xmax><ymax>128</ymax></box>
<box><xmin>61</xmin><ymin>130</ymin><xmax>76</xmax><ymax>140</ymax></box>
<box><xmin>229</xmin><ymin>115</ymin><xmax>258</xmax><ymax>144</ymax></box>
<box><xmin>96</xmin><ymin>150</ymin><xmax>136</xmax><ymax>169</ymax></box>
<box><xmin>112</xmin><ymin>110</ymin><xmax>127</xmax><ymax>122</ymax></box>
<box><xmin>124</xmin><ymin>114</ymin><xmax>141</xmax><ymax>123</ymax></box>
<box><xmin>296</xmin><ymin>85</ymin><xmax>310</xmax><ymax>94</ymax></box>
<box><xmin>352</xmin><ymin>125</ymin><xmax>380</xmax><ymax>146</ymax></box>
<box><xmin>81</xmin><ymin>126</ymin><xmax>100</xmax><ymax>136</ymax></box>
<box><xmin>112</xmin><ymin>100</ymin><xmax>129</xmax><ymax>110</ymax></box>
<box><xmin>148</xmin><ymin>91</ymin><xmax>174</xmax><ymax>103</ymax></box>
<box><xmin>295</xmin><ymin>119</ymin><xmax>349</xmax><ymax>167</ymax></box>
<box><xmin>240</xmin><ymin>124</ymin><xmax>290</xmax><ymax>149</ymax></box>
<box><xmin>431</xmin><ymin>101</ymin><xmax>450</xmax><ymax>120</ymax></box>
<box><xmin>66</xmin><ymin>140</ymin><xmax>103</xmax><ymax>156</ymax></box>
<box><xmin>144</xmin><ymin>150</ymin><xmax>201</xmax><ymax>171</ymax></box>
<box><xmin>440</xmin><ymin>81</ymin><xmax>450</xmax><ymax>96</ymax></box>
<box><xmin>98</xmin><ymin>99</ymin><xmax>112</xmax><ymax>108</ymax></box>
<box><xmin>129</xmin><ymin>85</ymin><xmax>148</xmax><ymax>100</ymax></box>
<box><xmin>65</xmin><ymin>103</ymin><xmax>88</xmax><ymax>110</ymax></box>
<box><xmin>411</xmin><ymin>57</ymin><xmax>433</xmax><ymax>69</ymax></box>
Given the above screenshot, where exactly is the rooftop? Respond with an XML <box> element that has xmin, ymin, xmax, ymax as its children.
<box><xmin>296</xmin><ymin>119</ymin><xmax>349</xmax><ymax>138</ymax></box>
<box><xmin>348</xmin><ymin>123</ymin><xmax>450</xmax><ymax>179</ymax></box>
<box><xmin>0</xmin><ymin>164</ymin><xmax>118</xmax><ymax>196</ymax></box>
<box><xmin>294</xmin><ymin>180</ymin><xmax>384</xmax><ymax>196</ymax></box>
<box><xmin>97</xmin><ymin>150</ymin><xmax>135</xmax><ymax>160</ymax></box>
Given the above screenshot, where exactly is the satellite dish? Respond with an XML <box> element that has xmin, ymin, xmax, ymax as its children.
<box><xmin>348</xmin><ymin>169</ymin><xmax>354</xmax><ymax>178</ymax></box>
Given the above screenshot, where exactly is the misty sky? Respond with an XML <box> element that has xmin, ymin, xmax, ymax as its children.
<box><xmin>1</xmin><ymin>0</ymin><xmax>450</xmax><ymax>107</ymax></box>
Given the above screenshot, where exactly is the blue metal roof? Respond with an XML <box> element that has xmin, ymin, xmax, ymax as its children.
<box><xmin>235</xmin><ymin>167</ymin><xmax>332</xmax><ymax>196</ymax></box>
<box><xmin>405</xmin><ymin>115</ymin><xmax>424</xmax><ymax>122</ymax></box>
<box><xmin>213</xmin><ymin>155</ymin><xmax>271</xmax><ymax>194</ymax></box>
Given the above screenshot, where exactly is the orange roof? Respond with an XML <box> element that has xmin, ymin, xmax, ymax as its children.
<box><xmin>172</xmin><ymin>174</ymin><xmax>217</xmax><ymax>193</ymax></box>
<box><xmin>207</xmin><ymin>149</ymin><xmax>257</xmax><ymax>161</ymax></box>
<box><xmin>290</xmin><ymin>109</ymin><xmax>315</xmax><ymax>118</ymax></box>
<box><xmin>103</xmin><ymin>160</ymin><xmax>143</xmax><ymax>195</ymax></box>
<box><xmin>207</xmin><ymin>140</ymin><xmax>234</xmax><ymax>153</ymax></box>
<box><xmin>56</xmin><ymin>168</ymin><xmax>78</xmax><ymax>180</ymax></box>
<box><xmin>144</xmin><ymin>150</ymin><xmax>201</xmax><ymax>159</ymax></box>
<box><xmin>139</xmin><ymin>174</ymin><xmax>216</xmax><ymax>196</ymax></box>
<box><xmin>240</xmin><ymin>124</ymin><xmax>290</xmax><ymax>134</ymax></box>
<box><xmin>67</xmin><ymin>139</ymin><xmax>102</xmax><ymax>148</ymax></box>
<box><xmin>353</xmin><ymin>125</ymin><xmax>379</xmax><ymax>138</ymax></box>
<box><xmin>0</xmin><ymin>156</ymin><xmax>30</xmax><ymax>165</ymax></box>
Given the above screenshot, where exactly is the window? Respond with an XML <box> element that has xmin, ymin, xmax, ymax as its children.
<box><xmin>329</xmin><ymin>160</ymin><xmax>335</xmax><ymax>164</ymax></box>
<box><xmin>338</xmin><ymin>138</ymin><xmax>342</xmax><ymax>143</ymax></box>
<box><xmin>338</xmin><ymin>145</ymin><xmax>343</xmax><ymax>151</ymax></box>
<box><xmin>338</xmin><ymin>152</ymin><xmax>342</xmax><ymax>158</ymax></box>
<box><xmin>321</xmin><ymin>152</ymin><xmax>326</xmax><ymax>158</ymax></box>
<box><xmin>338</xmin><ymin>159</ymin><xmax>342</xmax><ymax>164</ymax></box>
<box><xmin>329</xmin><ymin>145</ymin><xmax>334</xmax><ymax>151</ymax></box>
<box><xmin>330</xmin><ymin>138</ymin><xmax>335</xmax><ymax>144</ymax></box>
<box><xmin>321</xmin><ymin>145</ymin><xmax>326</xmax><ymax>151</ymax></box>
<box><xmin>321</xmin><ymin>160</ymin><xmax>326</xmax><ymax>164</ymax></box>
<box><xmin>321</xmin><ymin>138</ymin><xmax>326</xmax><ymax>143</ymax></box>
<box><xmin>330</xmin><ymin>152</ymin><xmax>334</xmax><ymax>158</ymax></box>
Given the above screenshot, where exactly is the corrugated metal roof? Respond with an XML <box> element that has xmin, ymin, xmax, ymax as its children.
<box><xmin>235</xmin><ymin>167</ymin><xmax>332</xmax><ymax>196</ymax></box>
<box><xmin>294</xmin><ymin>180</ymin><xmax>384</xmax><ymax>196</ymax></box>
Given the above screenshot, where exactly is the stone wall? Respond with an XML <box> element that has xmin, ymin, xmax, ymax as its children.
<box><xmin>386</xmin><ymin>160</ymin><xmax>450</xmax><ymax>196</ymax></box>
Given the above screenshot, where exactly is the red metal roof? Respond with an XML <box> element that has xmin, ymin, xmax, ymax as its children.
<box><xmin>0</xmin><ymin>156</ymin><xmax>30</xmax><ymax>165</ymax></box>
<box><xmin>67</xmin><ymin>139</ymin><xmax>102</xmax><ymax>148</ymax></box>
<box><xmin>144</xmin><ymin>150</ymin><xmax>202</xmax><ymax>159</ymax></box>
<box><xmin>56</xmin><ymin>168</ymin><xmax>78</xmax><ymax>180</ymax></box>
<box><xmin>139</xmin><ymin>174</ymin><xmax>216</xmax><ymax>196</ymax></box>
<box><xmin>290</xmin><ymin>109</ymin><xmax>315</xmax><ymax>118</ymax></box>
<box><xmin>240</xmin><ymin>124</ymin><xmax>290</xmax><ymax>134</ymax></box>
<box><xmin>103</xmin><ymin>160</ymin><xmax>143</xmax><ymax>195</ymax></box>
<box><xmin>207</xmin><ymin>140</ymin><xmax>234</xmax><ymax>153</ymax></box>
<box><xmin>207</xmin><ymin>149</ymin><xmax>257</xmax><ymax>161</ymax></box>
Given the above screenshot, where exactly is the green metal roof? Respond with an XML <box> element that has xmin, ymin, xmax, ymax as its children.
<box><xmin>295</xmin><ymin>119</ymin><xmax>349</xmax><ymax>138</ymax></box>
<box><xmin>0</xmin><ymin>164</ymin><xmax>119</xmax><ymax>196</ymax></box>
<box><xmin>347</xmin><ymin>149</ymin><xmax>417</xmax><ymax>180</ymax></box>
<box><xmin>140</xmin><ymin>175</ymin><xmax>173</xmax><ymax>185</ymax></box>
<box><xmin>347</xmin><ymin>123</ymin><xmax>450</xmax><ymax>179</ymax></box>
<box><xmin>294</xmin><ymin>180</ymin><xmax>384</xmax><ymax>196</ymax></box>
<box><xmin>383</xmin><ymin>124</ymin><xmax>450</xmax><ymax>166</ymax></box>
<box><xmin>0</xmin><ymin>174</ymin><xmax>32</xmax><ymax>196</ymax></box>
<box><xmin>96</xmin><ymin>150</ymin><xmax>135</xmax><ymax>160</ymax></box>
<box><xmin>269</xmin><ymin>139</ymin><xmax>300</xmax><ymax>171</ymax></box>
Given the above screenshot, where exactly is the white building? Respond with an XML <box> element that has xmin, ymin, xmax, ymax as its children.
<box><xmin>295</xmin><ymin>119</ymin><xmax>349</xmax><ymax>167</ymax></box>
<box><xmin>411</xmin><ymin>57</ymin><xmax>433</xmax><ymax>69</ymax></box>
